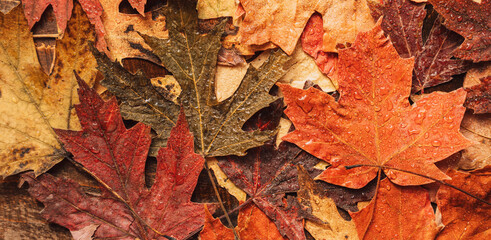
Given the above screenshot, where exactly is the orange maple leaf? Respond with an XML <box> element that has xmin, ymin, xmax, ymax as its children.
<box><xmin>279</xmin><ymin>20</ymin><xmax>471</xmax><ymax>189</ymax></box>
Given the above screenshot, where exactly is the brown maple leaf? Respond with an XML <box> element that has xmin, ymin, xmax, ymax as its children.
<box><xmin>279</xmin><ymin>20</ymin><xmax>471</xmax><ymax>189</ymax></box>
<box><xmin>428</xmin><ymin>0</ymin><xmax>491</xmax><ymax>62</ymax></box>
<box><xmin>435</xmin><ymin>168</ymin><xmax>491</xmax><ymax>239</ymax></box>
<box><xmin>369</xmin><ymin>0</ymin><xmax>469</xmax><ymax>93</ymax></box>
<box><xmin>215</xmin><ymin>100</ymin><xmax>318</xmax><ymax>240</ymax></box>
<box><xmin>464</xmin><ymin>76</ymin><xmax>491</xmax><ymax>114</ymax></box>
<box><xmin>22</xmin><ymin>77</ymin><xmax>207</xmax><ymax>239</ymax></box>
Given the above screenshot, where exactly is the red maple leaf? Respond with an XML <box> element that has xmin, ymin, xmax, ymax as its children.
<box><xmin>428</xmin><ymin>0</ymin><xmax>491</xmax><ymax>62</ymax></box>
<box><xmin>22</xmin><ymin>76</ymin><xmax>206</xmax><ymax>239</ymax></box>
<box><xmin>279</xmin><ymin>20</ymin><xmax>471</xmax><ymax>189</ymax></box>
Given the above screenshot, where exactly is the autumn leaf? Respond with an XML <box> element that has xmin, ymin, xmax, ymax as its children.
<box><xmin>200</xmin><ymin>204</ymin><xmax>287</xmax><ymax>240</ymax></box>
<box><xmin>98</xmin><ymin>0</ymin><xmax>167</xmax><ymax>63</ymax></box>
<box><xmin>23</xmin><ymin>77</ymin><xmax>207</xmax><ymax>239</ymax></box>
<box><xmin>0</xmin><ymin>5</ymin><xmax>97</xmax><ymax>177</ymax></box>
<box><xmin>459</xmin><ymin>112</ymin><xmax>491</xmax><ymax>170</ymax></box>
<box><xmin>369</xmin><ymin>0</ymin><xmax>468</xmax><ymax>93</ymax></box>
<box><xmin>111</xmin><ymin>0</ymin><xmax>290</xmax><ymax>157</ymax></box>
<box><xmin>21</xmin><ymin>0</ymin><xmax>107</xmax><ymax>51</ymax></box>
<box><xmin>279</xmin><ymin>20</ymin><xmax>471</xmax><ymax>189</ymax></box>
<box><xmin>350</xmin><ymin>178</ymin><xmax>439</xmax><ymax>239</ymax></box>
<box><xmin>435</xmin><ymin>168</ymin><xmax>491</xmax><ymax>239</ymax></box>
<box><xmin>464</xmin><ymin>76</ymin><xmax>491</xmax><ymax>114</ymax></box>
<box><xmin>300</xmin><ymin>13</ymin><xmax>339</xmax><ymax>76</ymax></box>
<box><xmin>216</xmin><ymin>138</ymin><xmax>320</xmax><ymax>239</ymax></box>
<box><xmin>428</xmin><ymin>0</ymin><xmax>491</xmax><ymax>62</ymax></box>
<box><xmin>237</xmin><ymin>0</ymin><xmax>374</xmax><ymax>55</ymax></box>
<box><xmin>92</xmin><ymin>48</ymin><xmax>179</xmax><ymax>156</ymax></box>
<box><xmin>297</xmin><ymin>166</ymin><xmax>359</xmax><ymax>240</ymax></box>
<box><xmin>197</xmin><ymin>0</ymin><xmax>238</xmax><ymax>19</ymax></box>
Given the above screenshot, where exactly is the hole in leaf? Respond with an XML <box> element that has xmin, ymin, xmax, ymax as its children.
<box><xmin>145</xmin><ymin>156</ymin><xmax>157</xmax><ymax>188</ymax></box>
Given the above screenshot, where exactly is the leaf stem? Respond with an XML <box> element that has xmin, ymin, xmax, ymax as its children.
<box><xmin>345</xmin><ymin>164</ymin><xmax>491</xmax><ymax>205</ymax></box>
<box><xmin>204</xmin><ymin>160</ymin><xmax>240</xmax><ymax>240</ymax></box>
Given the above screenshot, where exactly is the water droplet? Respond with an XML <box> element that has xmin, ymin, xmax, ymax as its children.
<box><xmin>374</xmin><ymin>105</ymin><xmax>381</xmax><ymax>112</ymax></box>
<box><xmin>89</xmin><ymin>145</ymin><xmax>100</xmax><ymax>154</ymax></box>
<box><xmin>379</xmin><ymin>86</ymin><xmax>389</xmax><ymax>96</ymax></box>
<box><xmin>106</xmin><ymin>121</ymin><xmax>117</xmax><ymax>133</ymax></box>
<box><xmin>386</xmin><ymin>101</ymin><xmax>393</xmax><ymax>111</ymax></box>
<box><xmin>354</xmin><ymin>91</ymin><xmax>363</xmax><ymax>100</ymax></box>
<box><xmin>457</xmin><ymin>15</ymin><xmax>463</xmax><ymax>22</ymax></box>
<box><xmin>409</xmin><ymin>128</ymin><xmax>420</xmax><ymax>135</ymax></box>
<box><xmin>432</xmin><ymin>140</ymin><xmax>441</xmax><ymax>147</ymax></box>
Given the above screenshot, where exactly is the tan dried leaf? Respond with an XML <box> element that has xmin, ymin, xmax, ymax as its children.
<box><xmin>459</xmin><ymin>112</ymin><xmax>491</xmax><ymax>170</ymax></box>
<box><xmin>197</xmin><ymin>0</ymin><xmax>238</xmax><ymax>19</ymax></box>
<box><xmin>100</xmin><ymin>0</ymin><xmax>168</xmax><ymax>63</ymax></box>
<box><xmin>0</xmin><ymin>5</ymin><xmax>97</xmax><ymax>177</ymax></box>
<box><xmin>237</xmin><ymin>0</ymin><xmax>374</xmax><ymax>54</ymax></box>
<box><xmin>297</xmin><ymin>166</ymin><xmax>359</xmax><ymax>240</ymax></box>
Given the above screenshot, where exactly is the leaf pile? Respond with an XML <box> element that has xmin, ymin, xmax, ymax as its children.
<box><xmin>0</xmin><ymin>0</ymin><xmax>490</xmax><ymax>239</ymax></box>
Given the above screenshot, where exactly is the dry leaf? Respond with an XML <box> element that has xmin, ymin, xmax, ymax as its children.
<box><xmin>279</xmin><ymin>43</ymin><xmax>337</xmax><ymax>92</ymax></box>
<box><xmin>459</xmin><ymin>112</ymin><xmax>491</xmax><ymax>170</ymax></box>
<box><xmin>297</xmin><ymin>166</ymin><xmax>359</xmax><ymax>240</ymax></box>
<box><xmin>0</xmin><ymin>5</ymin><xmax>97</xmax><ymax>177</ymax></box>
<box><xmin>197</xmin><ymin>0</ymin><xmax>238</xmax><ymax>19</ymax></box>
<box><xmin>99</xmin><ymin>0</ymin><xmax>167</xmax><ymax>63</ymax></box>
<box><xmin>237</xmin><ymin>0</ymin><xmax>374</xmax><ymax>55</ymax></box>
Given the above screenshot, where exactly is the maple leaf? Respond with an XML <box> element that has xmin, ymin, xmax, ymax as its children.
<box><xmin>435</xmin><ymin>168</ymin><xmax>491</xmax><ymax>239</ymax></box>
<box><xmin>200</xmin><ymin>204</ymin><xmax>286</xmax><ymax>240</ymax></box>
<box><xmin>92</xmin><ymin>48</ymin><xmax>179</xmax><ymax>156</ymax></box>
<box><xmin>350</xmin><ymin>178</ymin><xmax>439</xmax><ymax>239</ymax></box>
<box><xmin>297</xmin><ymin>166</ymin><xmax>359</xmax><ymax>240</ymax></box>
<box><xmin>216</xmin><ymin>140</ymin><xmax>319</xmax><ymax>240</ymax></box>
<box><xmin>428</xmin><ymin>0</ymin><xmax>491</xmax><ymax>62</ymax></box>
<box><xmin>237</xmin><ymin>0</ymin><xmax>375</xmax><ymax>55</ymax></box>
<box><xmin>23</xmin><ymin>77</ymin><xmax>207</xmax><ymax>239</ymax></box>
<box><xmin>369</xmin><ymin>0</ymin><xmax>469</xmax><ymax>93</ymax></box>
<box><xmin>0</xmin><ymin>5</ymin><xmax>97</xmax><ymax>177</ymax></box>
<box><xmin>279</xmin><ymin>21</ymin><xmax>471</xmax><ymax>189</ymax></box>
<box><xmin>464</xmin><ymin>76</ymin><xmax>491</xmax><ymax>114</ymax></box>
<box><xmin>98</xmin><ymin>0</ymin><xmax>289</xmax><ymax>157</ymax></box>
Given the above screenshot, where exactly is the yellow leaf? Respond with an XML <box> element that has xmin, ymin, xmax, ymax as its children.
<box><xmin>0</xmin><ymin>5</ymin><xmax>97</xmax><ymax>177</ymax></box>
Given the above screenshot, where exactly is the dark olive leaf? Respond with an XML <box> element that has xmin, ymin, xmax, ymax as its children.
<box><xmin>139</xmin><ymin>0</ymin><xmax>289</xmax><ymax>157</ymax></box>
<box><xmin>93</xmin><ymin>48</ymin><xmax>179</xmax><ymax>156</ymax></box>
